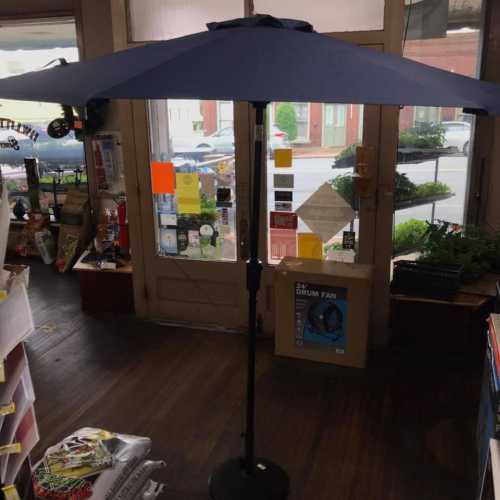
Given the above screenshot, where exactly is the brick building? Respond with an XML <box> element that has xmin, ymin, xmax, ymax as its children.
<box><xmin>200</xmin><ymin>31</ymin><xmax>479</xmax><ymax>151</ymax></box>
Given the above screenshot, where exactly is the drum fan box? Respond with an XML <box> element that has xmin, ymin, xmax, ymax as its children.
<box><xmin>275</xmin><ymin>257</ymin><xmax>373</xmax><ymax>368</ymax></box>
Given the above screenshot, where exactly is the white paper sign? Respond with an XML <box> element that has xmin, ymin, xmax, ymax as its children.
<box><xmin>296</xmin><ymin>182</ymin><xmax>355</xmax><ymax>243</ymax></box>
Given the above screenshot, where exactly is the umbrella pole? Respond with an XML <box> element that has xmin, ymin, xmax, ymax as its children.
<box><xmin>209</xmin><ymin>101</ymin><xmax>289</xmax><ymax>500</ymax></box>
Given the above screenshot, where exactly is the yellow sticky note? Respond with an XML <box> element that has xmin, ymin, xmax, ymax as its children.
<box><xmin>0</xmin><ymin>290</ymin><xmax>7</xmax><ymax>303</ymax></box>
<box><xmin>298</xmin><ymin>233</ymin><xmax>323</xmax><ymax>260</ymax></box>
<box><xmin>176</xmin><ymin>173</ymin><xmax>201</xmax><ymax>214</ymax></box>
<box><xmin>274</xmin><ymin>149</ymin><xmax>292</xmax><ymax>168</ymax></box>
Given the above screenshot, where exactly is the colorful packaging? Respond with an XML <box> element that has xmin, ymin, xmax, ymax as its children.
<box><xmin>32</xmin><ymin>428</ymin><xmax>155</xmax><ymax>500</ymax></box>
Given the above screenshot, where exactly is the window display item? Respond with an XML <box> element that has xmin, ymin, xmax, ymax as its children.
<box><xmin>273</xmin><ymin>174</ymin><xmax>294</xmax><ymax>189</ymax></box>
<box><xmin>274</xmin><ymin>148</ymin><xmax>292</xmax><ymax>168</ymax></box>
<box><xmin>296</xmin><ymin>182</ymin><xmax>355</xmax><ymax>243</ymax></box>
<box><xmin>274</xmin><ymin>191</ymin><xmax>292</xmax><ymax>202</ymax></box>
<box><xmin>151</xmin><ymin>161</ymin><xmax>174</xmax><ymax>194</ymax></box>
<box><xmin>270</xmin><ymin>229</ymin><xmax>297</xmax><ymax>260</ymax></box>
<box><xmin>216</xmin><ymin>187</ymin><xmax>232</xmax><ymax>207</ymax></box>
<box><xmin>275</xmin><ymin>201</ymin><xmax>292</xmax><ymax>212</ymax></box>
<box><xmin>176</xmin><ymin>173</ymin><xmax>201</xmax><ymax>214</ymax></box>
<box><xmin>270</xmin><ymin>212</ymin><xmax>297</xmax><ymax>230</ymax></box>
<box><xmin>15</xmin><ymin>214</ymin><xmax>50</xmax><ymax>258</ymax></box>
<box><xmin>32</xmin><ymin>428</ymin><xmax>165</xmax><ymax>500</ymax></box>
<box><xmin>275</xmin><ymin>257</ymin><xmax>372</xmax><ymax>367</ymax></box>
<box><xmin>92</xmin><ymin>133</ymin><xmax>123</xmax><ymax>193</ymax></box>
<box><xmin>297</xmin><ymin>233</ymin><xmax>322</xmax><ymax>260</ymax></box>
<box><xmin>34</xmin><ymin>230</ymin><xmax>56</xmax><ymax>265</ymax></box>
<box><xmin>12</xmin><ymin>200</ymin><xmax>26</xmax><ymax>222</ymax></box>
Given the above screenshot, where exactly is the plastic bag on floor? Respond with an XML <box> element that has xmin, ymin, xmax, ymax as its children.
<box><xmin>114</xmin><ymin>460</ymin><xmax>166</xmax><ymax>500</ymax></box>
<box><xmin>32</xmin><ymin>427</ymin><xmax>165</xmax><ymax>500</ymax></box>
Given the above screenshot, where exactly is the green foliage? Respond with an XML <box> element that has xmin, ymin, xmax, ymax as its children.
<box><xmin>331</xmin><ymin>172</ymin><xmax>451</xmax><ymax>206</ymax></box>
<box><xmin>39</xmin><ymin>174</ymin><xmax>88</xmax><ymax>185</ymax></box>
<box><xmin>200</xmin><ymin>193</ymin><xmax>216</xmax><ymax>212</ymax></box>
<box><xmin>399</xmin><ymin>122</ymin><xmax>445</xmax><ymax>150</ymax></box>
<box><xmin>419</xmin><ymin>221</ymin><xmax>500</xmax><ymax>283</ymax></box>
<box><xmin>395</xmin><ymin>172</ymin><xmax>417</xmax><ymax>200</ymax></box>
<box><xmin>337</xmin><ymin>142</ymin><xmax>360</xmax><ymax>160</ymax></box>
<box><xmin>275</xmin><ymin>103</ymin><xmax>298</xmax><ymax>142</ymax></box>
<box><xmin>393</xmin><ymin>219</ymin><xmax>428</xmax><ymax>254</ymax></box>
<box><xmin>414</xmin><ymin>181</ymin><xmax>451</xmax><ymax>198</ymax></box>
<box><xmin>330</xmin><ymin>174</ymin><xmax>354</xmax><ymax>205</ymax></box>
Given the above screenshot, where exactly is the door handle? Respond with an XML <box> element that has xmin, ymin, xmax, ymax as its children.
<box><xmin>239</xmin><ymin>218</ymin><xmax>249</xmax><ymax>261</ymax></box>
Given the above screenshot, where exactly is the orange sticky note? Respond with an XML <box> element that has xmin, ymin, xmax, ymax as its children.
<box><xmin>151</xmin><ymin>161</ymin><xmax>174</xmax><ymax>194</ymax></box>
<box><xmin>298</xmin><ymin>233</ymin><xmax>323</xmax><ymax>260</ymax></box>
<box><xmin>274</xmin><ymin>149</ymin><xmax>292</xmax><ymax>168</ymax></box>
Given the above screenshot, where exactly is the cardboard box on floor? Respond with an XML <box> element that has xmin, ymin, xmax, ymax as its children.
<box><xmin>275</xmin><ymin>257</ymin><xmax>373</xmax><ymax>368</ymax></box>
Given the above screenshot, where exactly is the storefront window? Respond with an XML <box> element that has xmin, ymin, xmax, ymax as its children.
<box><xmin>266</xmin><ymin>102</ymin><xmax>363</xmax><ymax>264</ymax></box>
<box><xmin>253</xmin><ymin>0</ymin><xmax>385</xmax><ymax>32</ymax></box>
<box><xmin>0</xmin><ymin>18</ymin><xmax>85</xmax><ymax>216</ymax></box>
<box><xmin>392</xmin><ymin>0</ymin><xmax>483</xmax><ymax>261</ymax></box>
<box><xmin>128</xmin><ymin>0</ymin><xmax>244</xmax><ymax>41</ymax></box>
<box><xmin>148</xmin><ymin>99</ymin><xmax>238</xmax><ymax>261</ymax></box>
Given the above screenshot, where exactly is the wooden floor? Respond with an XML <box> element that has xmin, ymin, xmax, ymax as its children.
<box><xmin>19</xmin><ymin>258</ymin><xmax>482</xmax><ymax>500</ymax></box>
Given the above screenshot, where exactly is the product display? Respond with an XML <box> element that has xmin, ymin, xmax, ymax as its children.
<box><xmin>32</xmin><ymin>428</ymin><xmax>166</xmax><ymax>500</ymax></box>
<box><xmin>153</xmin><ymin>159</ymin><xmax>237</xmax><ymax>261</ymax></box>
<box><xmin>275</xmin><ymin>257</ymin><xmax>372</xmax><ymax>368</ymax></box>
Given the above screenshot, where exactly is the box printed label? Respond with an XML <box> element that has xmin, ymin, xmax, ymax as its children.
<box><xmin>294</xmin><ymin>282</ymin><xmax>348</xmax><ymax>353</ymax></box>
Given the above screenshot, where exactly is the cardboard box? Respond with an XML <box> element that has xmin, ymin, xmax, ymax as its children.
<box><xmin>274</xmin><ymin>257</ymin><xmax>373</xmax><ymax>368</ymax></box>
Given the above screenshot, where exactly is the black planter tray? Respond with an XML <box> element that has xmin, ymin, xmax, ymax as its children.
<box><xmin>391</xmin><ymin>260</ymin><xmax>463</xmax><ymax>301</ymax></box>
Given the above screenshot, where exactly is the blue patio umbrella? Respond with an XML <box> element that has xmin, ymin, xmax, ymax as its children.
<box><xmin>2</xmin><ymin>15</ymin><xmax>500</xmax><ymax>500</ymax></box>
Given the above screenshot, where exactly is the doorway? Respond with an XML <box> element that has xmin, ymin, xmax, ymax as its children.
<box><xmin>323</xmin><ymin>104</ymin><xmax>348</xmax><ymax>148</ymax></box>
<box><xmin>132</xmin><ymin>94</ymin><xmax>381</xmax><ymax>332</ymax></box>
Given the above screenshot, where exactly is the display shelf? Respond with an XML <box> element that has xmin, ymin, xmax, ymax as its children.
<box><xmin>394</xmin><ymin>192</ymin><xmax>455</xmax><ymax>211</ymax></box>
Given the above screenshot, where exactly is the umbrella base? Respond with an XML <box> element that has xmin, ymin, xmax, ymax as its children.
<box><xmin>209</xmin><ymin>457</ymin><xmax>289</xmax><ymax>500</ymax></box>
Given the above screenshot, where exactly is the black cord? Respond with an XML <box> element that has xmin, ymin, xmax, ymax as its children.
<box><xmin>403</xmin><ymin>0</ymin><xmax>414</xmax><ymax>52</ymax></box>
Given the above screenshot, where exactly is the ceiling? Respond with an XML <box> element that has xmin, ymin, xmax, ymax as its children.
<box><xmin>0</xmin><ymin>18</ymin><xmax>77</xmax><ymax>50</ymax></box>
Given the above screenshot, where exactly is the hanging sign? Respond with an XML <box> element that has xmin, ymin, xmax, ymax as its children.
<box><xmin>0</xmin><ymin>118</ymin><xmax>39</xmax><ymax>141</ymax></box>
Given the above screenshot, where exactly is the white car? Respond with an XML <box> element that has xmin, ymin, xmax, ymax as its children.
<box><xmin>195</xmin><ymin>124</ymin><xmax>290</xmax><ymax>157</ymax></box>
<box><xmin>442</xmin><ymin>121</ymin><xmax>471</xmax><ymax>156</ymax></box>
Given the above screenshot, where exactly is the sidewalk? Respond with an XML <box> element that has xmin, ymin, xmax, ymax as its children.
<box><xmin>292</xmin><ymin>145</ymin><xmax>343</xmax><ymax>159</ymax></box>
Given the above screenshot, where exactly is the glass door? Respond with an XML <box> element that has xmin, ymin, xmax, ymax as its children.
<box><xmin>258</xmin><ymin>99</ymin><xmax>381</xmax><ymax>333</ymax></box>
<box><xmin>131</xmin><ymin>99</ymin><xmax>251</xmax><ymax>328</ymax></box>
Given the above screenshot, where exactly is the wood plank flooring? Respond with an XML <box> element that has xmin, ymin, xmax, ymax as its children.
<box><xmin>16</xmin><ymin>258</ymin><xmax>482</xmax><ymax>500</ymax></box>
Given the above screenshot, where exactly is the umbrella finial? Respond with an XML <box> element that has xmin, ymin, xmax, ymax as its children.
<box><xmin>207</xmin><ymin>15</ymin><xmax>315</xmax><ymax>33</ymax></box>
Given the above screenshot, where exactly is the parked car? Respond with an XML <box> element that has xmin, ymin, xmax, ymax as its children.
<box><xmin>195</xmin><ymin>124</ymin><xmax>290</xmax><ymax>157</ymax></box>
<box><xmin>442</xmin><ymin>121</ymin><xmax>471</xmax><ymax>156</ymax></box>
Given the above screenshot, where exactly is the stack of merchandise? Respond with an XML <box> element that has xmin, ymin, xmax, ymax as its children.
<box><xmin>478</xmin><ymin>313</ymin><xmax>500</xmax><ymax>495</ymax></box>
<box><xmin>32</xmin><ymin>428</ymin><xmax>166</xmax><ymax>499</ymax></box>
<box><xmin>486</xmin><ymin>314</ymin><xmax>500</xmax><ymax>437</ymax></box>
<box><xmin>0</xmin><ymin>184</ymin><xmax>40</xmax><ymax>499</ymax></box>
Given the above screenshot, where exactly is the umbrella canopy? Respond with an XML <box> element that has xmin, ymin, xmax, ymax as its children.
<box><xmin>0</xmin><ymin>15</ymin><xmax>498</xmax><ymax>113</ymax></box>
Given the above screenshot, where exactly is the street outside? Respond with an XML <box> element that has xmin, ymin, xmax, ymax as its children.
<box><xmin>266</xmin><ymin>153</ymin><xmax>468</xmax><ymax>238</ymax></box>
